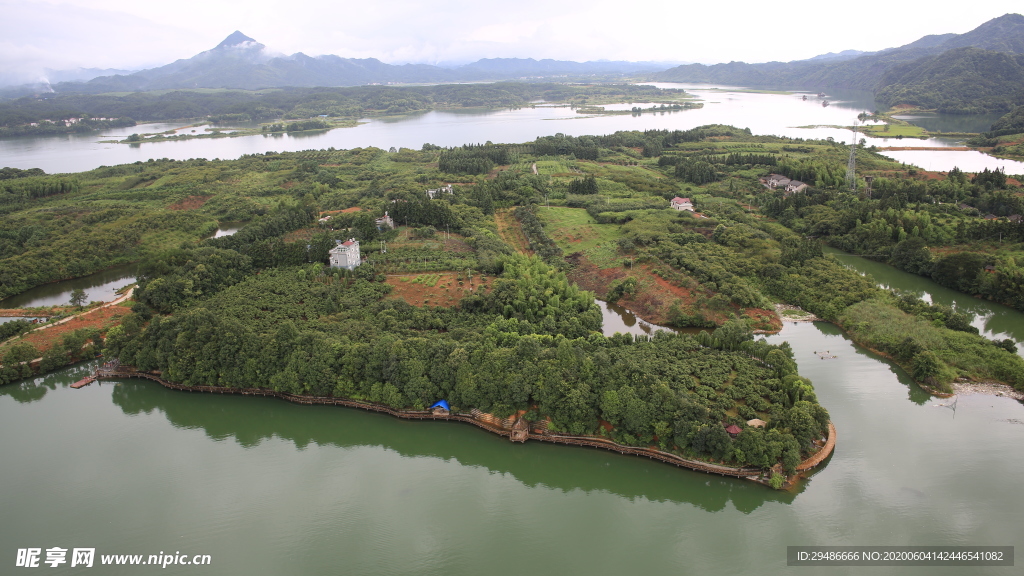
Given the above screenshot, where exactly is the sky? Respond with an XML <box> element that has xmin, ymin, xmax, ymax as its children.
<box><xmin>2</xmin><ymin>0</ymin><xmax>1023</xmax><ymax>85</ymax></box>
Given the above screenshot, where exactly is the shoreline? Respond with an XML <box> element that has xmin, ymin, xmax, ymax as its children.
<box><xmin>93</xmin><ymin>366</ymin><xmax>836</xmax><ymax>488</ymax></box>
<box><xmin>774</xmin><ymin>303</ymin><xmax>821</xmax><ymax>323</ymax></box>
<box><xmin>952</xmin><ymin>381</ymin><xmax>1024</xmax><ymax>402</ymax></box>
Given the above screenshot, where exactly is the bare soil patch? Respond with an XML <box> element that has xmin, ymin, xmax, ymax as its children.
<box><xmin>385</xmin><ymin>273</ymin><xmax>493</xmax><ymax>308</ymax></box>
<box><xmin>283</xmin><ymin>228</ymin><xmax>318</xmax><ymax>243</ymax></box>
<box><xmin>0</xmin><ymin>304</ymin><xmax>130</xmax><ymax>358</ymax></box>
<box><xmin>167</xmin><ymin>195</ymin><xmax>211</xmax><ymax>210</ymax></box>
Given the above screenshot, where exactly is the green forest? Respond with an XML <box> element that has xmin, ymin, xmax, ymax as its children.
<box><xmin>0</xmin><ymin>83</ymin><xmax>692</xmax><ymax>134</ymax></box>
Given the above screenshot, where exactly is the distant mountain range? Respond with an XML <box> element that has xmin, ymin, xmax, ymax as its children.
<box><xmin>9</xmin><ymin>16</ymin><xmax>1024</xmax><ymax>119</ymax></box>
<box><xmin>653</xmin><ymin>13</ymin><xmax>1024</xmax><ymax>113</ymax></box>
<box><xmin>23</xmin><ymin>31</ymin><xmax>679</xmax><ymax>94</ymax></box>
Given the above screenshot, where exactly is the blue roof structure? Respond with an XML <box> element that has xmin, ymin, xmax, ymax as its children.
<box><xmin>429</xmin><ymin>400</ymin><xmax>450</xmax><ymax>411</ymax></box>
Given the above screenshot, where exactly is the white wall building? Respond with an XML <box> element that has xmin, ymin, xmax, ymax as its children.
<box><xmin>329</xmin><ymin>238</ymin><xmax>361</xmax><ymax>270</ymax></box>
<box><xmin>670</xmin><ymin>196</ymin><xmax>694</xmax><ymax>211</ymax></box>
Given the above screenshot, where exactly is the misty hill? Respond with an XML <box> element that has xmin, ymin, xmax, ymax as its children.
<box><xmin>798</xmin><ymin>50</ymin><xmax>869</xmax><ymax>63</ymax></box>
<box><xmin>45</xmin><ymin>32</ymin><xmax>676</xmax><ymax>94</ymax></box>
<box><xmin>654</xmin><ymin>13</ymin><xmax>1024</xmax><ymax>112</ymax></box>
<box><xmin>874</xmin><ymin>47</ymin><xmax>1024</xmax><ymax>113</ymax></box>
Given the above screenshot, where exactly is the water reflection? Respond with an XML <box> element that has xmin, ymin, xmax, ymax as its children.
<box><xmin>597</xmin><ymin>299</ymin><xmax>674</xmax><ymax>337</ymax></box>
<box><xmin>825</xmin><ymin>247</ymin><xmax>1024</xmax><ymax>358</ymax></box>
<box><xmin>106</xmin><ymin>377</ymin><xmax>795</xmax><ymax>512</ymax></box>
<box><xmin>0</xmin><ymin>316</ymin><xmax>32</xmax><ymax>324</ymax></box>
<box><xmin>212</xmin><ymin>224</ymin><xmax>242</xmax><ymax>238</ymax></box>
<box><xmin>813</xmin><ymin>321</ymin><xmax>932</xmax><ymax>405</ymax></box>
<box><xmin>0</xmin><ymin>378</ymin><xmax>53</xmax><ymax>404</ymax></box>
<box><xmin>0</xmin><ymin>363</ymin><xmax>97</xmax><ymax>404</ymax></box>
<box><xmin>0</xmin><ymin>264</ymin><xmax>136</xmax><ymax>308</ymax></box>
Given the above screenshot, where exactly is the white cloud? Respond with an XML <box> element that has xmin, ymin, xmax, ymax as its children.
<box><xmin>2</xmin><ymin>0</ymin><xmax>1022</xmax><ymax>81</ymax></box>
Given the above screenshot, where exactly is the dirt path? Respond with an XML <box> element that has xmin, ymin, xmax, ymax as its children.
<box><xmin>32</xmin><ymin>287</ymin><xmax>135</xmax><ymax>333</ymax></box>
<box><xmin>2</xmin><ymin>287</ymin><xmax>137</xmax><ymax>348</ymax></box>
<box><xmin>494</xmin><ymin>209</ymin><xmax>533</xmax><ymax>256</ymax></box>
<box><xmin>531</xmin><ymin>162</ymin><xmax>538</xmax><ymax>175</ymax></box>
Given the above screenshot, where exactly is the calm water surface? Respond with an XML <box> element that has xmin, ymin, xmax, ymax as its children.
<box><xmin>598</xmin><ymin>299</ymin><xmax>673</xmax><ymax>337</ymax></box>
<box><xmin>0</xmin><ymin>316</ymin><xmax>32</xmax><ymax>324</ymax></box>
<box><xmin>0</xmin><ymin>265</ymin><xmax>136</xmax><ymax>308</ymax></box>
<box><xmin>0</xmin><ymin>84</ymin><xmax>1014</xmax><ymax>174</ymax></box>
<box><xmin>878</xmin><ymin>149</ymin><xmax>1024</xmax><ymax>174</ymax></box>
<box><xmin>3</xmin><ymin>321</ymin><xmax>1021</xmax><ymax>575</ymax></box>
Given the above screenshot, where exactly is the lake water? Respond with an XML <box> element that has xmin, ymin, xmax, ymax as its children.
<box><xmin>3</xmin><ymin>318</ymin><xmax>1021</xmax><ymax>575</ymax></box>
<box><xmin>212</xmin><ymin>225</ymin><xmax>242</xmax><ymax>238</ymax></box>
<box><xmin>0</xmin><ymin>316</ymin><xmax>32</xmax><ymax>324</ymax></box>
<box><xmin>0</xmin><ymin>84</ymin><xmax>1016</xmax><ymax>174</ymax></box>
<box><xmin>598</xmin><ymin>299</ymin><xmax>673</xmax><ymax>337</ymax></box>
<box><xmin>878</xmin><ymin>149</ymin><xmax>1024</xmax><ymax>174</ymax></box>
<box><xmin>0</xmin><ymin>264</ymin><xmax>136</xmax><ymax>309</ymax></box>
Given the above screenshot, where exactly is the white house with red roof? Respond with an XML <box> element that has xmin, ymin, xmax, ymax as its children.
<box><xmin>670</xmin><ymin>196</ymin><xmax>694</xmax><ymax>211</ymax></box>
<box><xmin>329</xmin><ymin>238</ymin><xmax>361</xmax><ymax>270</ymax></box>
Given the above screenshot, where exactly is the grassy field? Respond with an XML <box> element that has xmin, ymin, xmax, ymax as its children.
<box><xmin>536</xmin><ymin>206</ymin><xmax>624</xmax><ymax>268</ymax></box>
<box><xmin>533</xmin><ymin>160</ymin><xmax>577</xmax><ymax>176</ymax></box>
<box><xmin>860</xmin><ymin>123</ymin><xmax>928</xmax><ymax>138</ymax></box>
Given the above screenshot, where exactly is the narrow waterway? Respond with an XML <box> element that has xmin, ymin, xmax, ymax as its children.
<box><xmin>2</xmin><ymin>316</ymin><xmax>1021</xmax><ymax>575</ymax></box>
<box><xmin>825</xmin><ymin>247</ymin><xmax>1024</xmax><ymax>357</ymax></box>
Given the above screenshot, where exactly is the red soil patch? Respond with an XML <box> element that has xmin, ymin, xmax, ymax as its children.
<box><xmin>1</xmin><ymin>304</ymin><xmax>130</xmax><ymax>358</ymax></box>
<box><xmin>385</xmin><ymin>273</ymin><xmax>492</xmax><ymax>308</ymax></box>
<box><xmin>567</xmin><ymin>259</ymin><xmax>699</xmax><ymax>325</ymax></box>
<box><xmin>282</xmin><ymin>181</ymin><xmax>297</xmax><ymax>189</ymax></box>
<box><xmin>568</xmin><ymin>257</ymin><xmax>775</xmax><ymax>329</ymax></box>
<box><xmin>317</xmin><ymin>207</ymin><xmax>363</xmax><ymax>223</ymax></box>
<box><xmin>283</xmin><ymin>228</ymin><xmax>318</xmax><ymax>243</ymax></box>
<box><xmin>167</xmin><ymin>195</ymin><xmax>211</xmax><ymax>210</ymax></box>
<box><xmin>745</xmin><ymin>308</ymin><xmax>783</xmax><ymax>332</ymax></box>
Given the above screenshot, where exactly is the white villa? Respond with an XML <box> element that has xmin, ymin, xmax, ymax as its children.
<box><xmin>329</xmin><ymin>238</ymin><xmax>361</xmax><ymax>270</ymax></box>
<box><xmin>426</xmin><ymin>184</ymin><xmax>453</xmax><ymax>199</ymax></box>
<box><xmin>375</xmin><ymin>211</ymin><xmax>395</xmax><ymax>230</ymax></box>
<box><xmin>671</xmin><ymin>196</ymin><xmax>694</xmax><ymax>211</ymax></box>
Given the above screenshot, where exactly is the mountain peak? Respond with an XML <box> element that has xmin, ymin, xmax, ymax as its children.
<box><xmin>215</xmin><ymin>31</ymin><xmax>259</xmax><ymax>50</ymax></box>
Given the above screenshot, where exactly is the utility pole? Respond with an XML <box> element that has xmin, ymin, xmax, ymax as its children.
<box><xmin>846</xmin><ymin>121</ymin><xmax>859</xmax><ymax>193</ymax></box>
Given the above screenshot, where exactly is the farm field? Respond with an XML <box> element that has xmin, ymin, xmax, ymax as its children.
<box><xmin>385</xmin><ymin>273</ymin><xmax>492</xmax><ymax>308</ymax></box>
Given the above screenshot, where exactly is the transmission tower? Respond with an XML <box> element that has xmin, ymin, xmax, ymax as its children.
<box><xmin>846</xmin><ymin>121</ymin><xmax>858</xmax><ymax>192</ymax></box>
